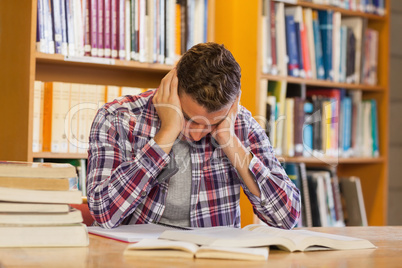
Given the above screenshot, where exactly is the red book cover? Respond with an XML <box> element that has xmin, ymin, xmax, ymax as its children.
<box><xmin>118</xmin><ymin>0</ymin><xmax>126</xmax><ymax>60</ymax></box>
<box><xmin>97</xmin><ymin>0</ymin><xmax>104</xmax><ymax>57</ymax></box>
<box><xmin>111</xmin><ymin>0</ymin><xmax>118</xmax><ymax>58</ymax></box>
<box><xmin>300</xmin><ymin>19</ymin><xmax>312</xmax><ymax>79</ymax></box>
<box><xmin>84</xmin><ymin>0</ymin><xmax>91</xmax><ymax>56</ymax></box>
<box><xmin>89</xmin><ymin>0</ymin><xmax>98</xmax><ymax>56</ymax></box>
<box><xmin>104</xmin><ymin>0</ymin><xmax>112</xmax><ymax>58</ymax></box>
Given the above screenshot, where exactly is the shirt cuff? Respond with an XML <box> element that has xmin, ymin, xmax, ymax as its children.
<box><xmin>136</xmin><ymin>138</ymin><xmax>171</xmax><ymax>178</ymax></box>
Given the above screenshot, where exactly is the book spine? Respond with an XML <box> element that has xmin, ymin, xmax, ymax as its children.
<box><xmin>42</xmin><ymin>82</ymin><xmax>53</xmax><ymax>152</ymax></box>
<box><xmin>293</xmin><ymin>97</ymin><xmax>305</xmax><ymax>157</ymax></box>
<box><xmin>111</xmin><ymin>0</ymin><xmax>118</xmax><ymax>58</ymax></box>
<box><xmin>83</xmin><ymin>0</ymin><xmax>91</xmax><ymax>56</ymax></box>
<box><xmin>125</xmin><ymin>0</ymin><xmax>131</xmax><ymax>61</ymax></box>
<box><xmin>104</xmin><ymin>0</ymin><xmax>112</xmax><ymax>58</ymax></box>
<box><xmin>37</xmin><ymin>0</ymin><xmax>47</xmax><ymax>53</ymax></box>
<box><xmin>89</xmin><ymin>0</ymin><xmax>98</xmax><ymax>56</ymax></box>
<box><xmin>59</xmin><ymin>0</ymin><xmax>69</xmax><ymax>55</ymax></box>
<box><xmin>51</xmin><ymin>0</ymin><xmax>63</xmax><ymax>54</ymax></box>
<box><xmin>312</xmin><ymin>11</ymin><xmax>325</xmax><ymax>80</ymax></box>
<box><xmin>98</xmin><ymin>0</ymin><xmax>105</xmax><ymax>57</ymax></box>
<box><xmin>45</xmin><ymin>0</ymin><xmax>55</xmax><ymax>54</ymax></box>
<box><xmin>318</xmin><ymin>10</ymin><xmax>333</xmax><ymax>81</ymax></box>
<box><xmin>370</xmin><ymin>99</ymin><xmax>379</xmax><ymax>157</ymax></box>
<box><xmin>270</xmin><ymin>0</ymin><xmax>278</xmax><ymax>75</ymax></box>
<box><xmin>118</xmin><ymin>0</ymin><xmax>126</xmax><ymax>59</ymax></box>
<box><xmin>294</xmin><ymin>22</ymin><xmax>305</xmax><ymax>78</ymax></box>
<box><xmin>138</xmin><ymin>0</ymin><xmax>146</xmax><ymax>62</ymax></box>
<box><xmin>66</xmin><ymin>0</ymin><xmax>76</xmax><ymax>56</ymax></box>
<box><xmin>285</xmin><ymin>15</ymin><xmax>299</xmax><ymax>77</ymax></box>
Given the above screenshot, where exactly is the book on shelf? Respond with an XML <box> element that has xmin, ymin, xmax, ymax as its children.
<box><xmin>260</xmin><ymin>0</ymin><xmax>380</xmax><ymax>85</ymax></box>
<box><xmin>33</xmin><ymin>81</ymin><xmax>152</xmax><ymax>155</ymax></box>
<box><xmin>261</xmin><ymin>80</ymin><xmax>380</xmax><ymax>159</ymax></box>
<box><xmin>340</xmin><ymin>176</ymin><xmax>368</xmax><ymax>226</ymax></box>
<box><xmin>0</xmin><ymin>224</ymin><xmax>89</xmax><ymax>247</ymax></box>
<box><xmin>36</xmin><ymin>0</ymin><xmax>210</xmax><ymax>64</ymax></box>
<box><xmin>124</xmin><ymin>238</ymin><xmax>269</xmax><ymax>261</ymax></box>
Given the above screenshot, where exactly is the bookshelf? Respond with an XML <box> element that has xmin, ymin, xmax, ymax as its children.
<box><xmin>215</xmin><ymin>0</ymin><xmax>389</xmax><ymax>226</ymax></box>
<box><xmin>0</xmin><ymin>0</ymin><xmax>215</xmax><ymax>162</ymax></box>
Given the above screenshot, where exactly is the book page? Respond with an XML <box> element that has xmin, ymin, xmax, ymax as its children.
<box><xmin>243</xmin><ymin>224</ymin><xmax>376</xmax><ymax>251</ymax></box>
<box><xmin>196</xmin><ymin>246</ymin><xmax>269</xmax><ymax>261</ymax></box>
<box><xmin>88</xmin><ymin>223</ymin><xmax>185</xmax><ymax>243</ymax></box>
<box><xmin>160</xmin><ymin>226</ymin><xmax>292</xmax><ymax>250</ymax></box>
<box><xmin>124</xmin><ymin>238</ymin><xmax>198</xmax><ymax>258</ymax></box>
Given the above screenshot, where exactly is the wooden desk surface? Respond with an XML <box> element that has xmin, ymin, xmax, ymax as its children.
<box><xmin>0</xmin><ymin>226</ymin><xmax>401</xmax><ymax>268</ymax></box>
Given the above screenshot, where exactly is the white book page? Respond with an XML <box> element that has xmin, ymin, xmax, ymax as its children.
<box><xmin>88</xmin><ymin>224</ymin><xmax>181</xmax><ymax>242</ymax></box>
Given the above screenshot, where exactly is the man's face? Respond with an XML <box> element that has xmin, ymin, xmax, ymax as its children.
<box><xmin>179</xmin><ymin>92</ymin><xmax>231</xmax><ymax>142</ymax></box>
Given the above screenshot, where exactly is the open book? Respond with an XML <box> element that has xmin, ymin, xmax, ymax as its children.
<box><xmin>124</xmin><ymin>238</ymin><xmax>269</xmax><ymax>261</ymax></box>
<box><xmin>159</xmin><ymin>224</ymin><xmax>376</xmax><ymax>252</ymax></box>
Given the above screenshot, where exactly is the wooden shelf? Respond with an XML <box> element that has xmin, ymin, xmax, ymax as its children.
<box><xmin>281</xmin><ymin>0</ymin><xmax>387</xmax><ymax>21</ymax></box>
<box><xmin>36</xmin><ymin>52</ymin><xmax>173</xmax><ymax>73</ymax></box>
<box><xmin>33</xmin><ymin>152</ymin><xmax>88</xmax><ymax>159</ymax></box>
<box><xmin>260</xmin><ymin>73</ymin><xmax>385</xmax><ymax>91</ymax></box>
<box><xmin>277</xmin><ymin>156</ymin><xmax>385</xmax><ymax>165</ymax></box>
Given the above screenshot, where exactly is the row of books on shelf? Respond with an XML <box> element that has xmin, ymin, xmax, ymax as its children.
<box><xmin>37</xmin><ymin>0</ymin><xmax>209</xmax><ymax>64</ymax></box>
<box><xmin>283</xmin><ymin>162</ymin><xmax>367</xmax><ymax>227</ymax></box>
<box><xmin>0</xmin><ymin>161</ymin><xmax>88</xmax><ymax>247</ymax></box>
<box><xmin>299</xmin><ymin>0</ymin><xmax>386</xmax><ymax>15</ymax></box>
<box><xmin>262</xmin><ymin>0</ymin><xmax>379</xmax><ymax>85</ymax></box>
<box><xmin>33</xmin><ymin>81</ymin><xmax>151</xmax><ymax>155</ymax></box>
<box><xmin>261</xmin><ymin>80</ymin><xmax>379</xmax><ymax>158</ymax></box>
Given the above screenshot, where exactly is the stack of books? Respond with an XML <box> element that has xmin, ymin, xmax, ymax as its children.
<box><xmin>0</xmin><ymin>161</ymin><xmax>89</xmax><ymax>247</ymax></box>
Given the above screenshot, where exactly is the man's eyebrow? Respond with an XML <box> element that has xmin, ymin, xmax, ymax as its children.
<box><xmin>182</xmin><ymin>110</ymin><xmax>227</xmax><ymax>127</ymax></box>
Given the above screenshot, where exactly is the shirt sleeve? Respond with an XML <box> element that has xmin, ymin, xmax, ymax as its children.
<box><xmin>240</xmin><ymin>116</ymin><xmax>301</xmax><ymax>229</ymax></box>
<box><xmin>86</xmin><ymin>109</ymin><xmax>170</xmax><ymax>228</ymax></box>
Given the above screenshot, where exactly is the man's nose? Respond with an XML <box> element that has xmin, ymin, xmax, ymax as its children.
<box><xmin>189</xmin><ymin>125</ymin><xmax>210</xmax><ymax>141</ymax></box>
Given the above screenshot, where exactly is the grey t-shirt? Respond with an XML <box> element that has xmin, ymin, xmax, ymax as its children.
<box><xmin>159</xmin><ymin>140</ymin><xmax>192</xmax><ymax>227</ymax></box>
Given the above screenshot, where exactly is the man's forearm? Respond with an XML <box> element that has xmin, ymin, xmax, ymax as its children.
<box><xmin>220</xmin><ymin>136</ymin><xmax>261</xmax><ymax>197</ymax></box>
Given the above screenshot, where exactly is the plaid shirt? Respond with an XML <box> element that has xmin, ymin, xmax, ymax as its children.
<box><xmin>87</xmin><ymin>90</ymin><xmax>300</xmax><ymax>229</ymax></box>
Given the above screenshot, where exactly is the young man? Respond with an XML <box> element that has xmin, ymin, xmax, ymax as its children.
<box><xmin>87</xmin><ymin>42</ymin><xmax>300</xmax><ymax>229</ymax></box>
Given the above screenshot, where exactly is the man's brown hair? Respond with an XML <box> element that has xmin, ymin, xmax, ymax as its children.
<box><xmin>176</xmin><ymin>42</ymin><xmax>241</xmax><ymax>112</ymax></box>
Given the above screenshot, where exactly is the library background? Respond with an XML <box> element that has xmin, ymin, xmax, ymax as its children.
<box><xmin>0</xmin><ymin>0</ymin><xmax>400</xmax><ymax>227</ymax></box>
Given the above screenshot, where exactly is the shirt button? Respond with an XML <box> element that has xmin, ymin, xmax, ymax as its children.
<box><xmin>141</xmin><ymin>191</ymin><xmax>147</xmax><ymax>197</ymax></box>
<box><xmin>261</xmin><ymin>200</ymin><xmax>267</xmax><ymax>206</ymax></box>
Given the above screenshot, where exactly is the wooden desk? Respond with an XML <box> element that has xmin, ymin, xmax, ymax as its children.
<box><xmin>0</xmin><ymin>227</ymin><xmax>401</xmax><ymax>268</ymax></box>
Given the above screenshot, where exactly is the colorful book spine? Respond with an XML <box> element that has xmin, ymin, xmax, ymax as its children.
<box><xmin>111</xmin><ymin>0</ymin><xmax>118</xmax><ymax>58</ymax></box>
<box><xmin>98</xmin><ymin>0</ymin><xmax>105</xmax><ymax>57</ymax></box>
<box><xmin>51</xmin><ymin>0</ymin><xmax>63</xmax><ymax>54</ymax></box>
<box><xmin>118</xmin><ymin>0</ymin><xmax>126</xmax><ymax>59</ymax></box>
<box><xmin>89</xmin><ymin>0</ymin><xmax>98</xmax><ymax>56</ymax></box>
<box><xmin>104</xmin><ymin>0</ymin><xmax>112</xmax><ymax>58</ymax></box>
<box><xmin>66</xmin><ymin>0</ymin><xmax>76</xmax><ymax>56</ymax></box>
<box><xmin>59</xmin><ymin>0</ymin><xmax>69</xmax><ymax>55</ymax></box>
<box><xmin>370</xmin><ymin>99</ymin><xmax>379</xmax><ymax>157</ymax></box>
<box><xmin>83</xmin><ymin>0</ymin><xmax>91</xmax><ymax>56</ymax></box>
<box><xmin>285</xmin><ymin>15</ymin><xmax>300</xmax><ymax>77</ymax></box>
<box><xmin>318</xmin><ymin>10</ymin><xmax>333</xmax><ymax>81</ymax></box>
<box><xmin>312</xmin><ymin>11</ymin><xmax>325</xmax><ymax>80</ymax></box>
<box><xmin>37</xmin><ymin>0</ymin><xmax>47</xmax><ymax>53</ymax></box>
<box><xmin>44</xmin><ymin>0</ymin><xmax>55</xmax><ymax>54</ymax></box>
<box><xmin>130</xmin><ymin>0</ymin><xmax>137</xmax><ymax>60</ymax></box>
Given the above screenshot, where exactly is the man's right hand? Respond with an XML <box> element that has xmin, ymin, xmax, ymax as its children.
<box><xmin>152</xmin><ymin>68</ymin><xmax>183</xmax><ymax>153</ymax></box>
